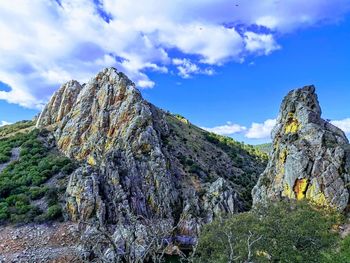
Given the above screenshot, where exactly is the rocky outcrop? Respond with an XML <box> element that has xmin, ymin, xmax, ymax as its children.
<box><xmin>37</xmin><ymin>80</ymin><xmax>82</xmax><ymax>126</ymax></box>
<box><xmin>253</xmin><ymin>86</ymin><xmax>350</xmax><ymax>211</ymax></box>
<box><xmin>37</xmin><ymin>68</ymin><xmax>179</xmax><ymax>223</ymax></box>
<box><xmin>36</xmin><ymin>68</ymin><xmax>266</xmax><ymax>260</ymax></box>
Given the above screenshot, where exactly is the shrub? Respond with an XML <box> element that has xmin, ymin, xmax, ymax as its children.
<box><xmin>45</xmin><ymin>204</ymin><xmax>62</xmax><ymax>220</ymax></box>
<box><xmin>322</xmin><ymin>235</ymin><xmax>350</xmax><ymax>263</ymax></box>
<box><xmin>0</xmin><ymin>120</ymin><xmax>34</xmax><ymax>138</ymax></box>
<box><xmin>0</xmin><ymin>128</ymin><xmax>74</xmax><ymax>223</ymax></box>
<box><xmin>195</xmin><ymin>201</ymin><xmax>341</xmax><ymax>263</ymax></box>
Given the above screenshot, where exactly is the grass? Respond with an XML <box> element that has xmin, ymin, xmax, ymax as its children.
<box><xmin>0</xmin><ymin>120</ymin><xmax>35</xmax><ymax>138</ymax></box>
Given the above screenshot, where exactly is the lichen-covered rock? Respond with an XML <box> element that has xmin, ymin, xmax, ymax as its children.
<box><xmin>253</xmin><ymin>86</ymin><xmax>350</xmax><ymax>211</ymax></box>
<box><xmin>203</xmin><ymin>178</ymin><xmax>238</xmax><ymax>221</ymax></box>
<box><xmin>38</xmin><ymin>68</ymin><xmax>178</xmax><ymax>221</ymax></box>
<box><xmin>37</xmin><ymin>67</ymin><xmax>266</xmax><ymax>260</ymax></box>
<box><xmin>37</xmin><ymin>80</ymin><xmax>82</xmax><ymax>126</ymax></box>
<box><xmin>66</xmin><ymin>166</ymin><xmax>105</xmax><ymax>223</ymax></box>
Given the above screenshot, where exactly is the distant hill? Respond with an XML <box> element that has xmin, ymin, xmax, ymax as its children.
<box><xmin>254</xmin><ymin>143</ymin><xmax>272</xmax><ymax>155</ymax></box>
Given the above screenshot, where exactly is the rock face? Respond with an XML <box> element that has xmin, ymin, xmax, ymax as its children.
<box><xmin>37</xmin><ymin>68</ymin><xmax>266</xmax><ymax>260</ymax></box>
<box><xmin>253</xmin><ymin>86</ymin><xmax>350</xmax><ymax>211</ymax></box>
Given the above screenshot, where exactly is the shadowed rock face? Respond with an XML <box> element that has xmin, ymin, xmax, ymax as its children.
<box><xmin>253</xmin><ymin>86</ymin><xmax>350</xmax><ymax>211</ymax></box>
<box><xmin>37</xmin><ymin>68</ymin><xmax>266</xmax><ymax>260</ymax></box>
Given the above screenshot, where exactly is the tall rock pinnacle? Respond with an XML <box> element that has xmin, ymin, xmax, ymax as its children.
<box><xmin>35</xmin><ymin>67</ymin><xmax>268</xmax><ymax>260</ymax></box>
<box><xmin>253</xmin><ymin>86</ymin><xmax>350</xmax><ymax>211</ymax></box>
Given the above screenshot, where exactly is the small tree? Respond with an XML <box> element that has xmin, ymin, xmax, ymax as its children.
<box><xmin>195</xmin><ymin>201</ymin><xmax>341</xmax><ymax>263</ymax></box>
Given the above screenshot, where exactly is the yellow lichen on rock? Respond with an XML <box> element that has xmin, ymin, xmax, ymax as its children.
<box><xmin>66</xmin><ymin>201</ymin><xmax>78</xmax><ymax>221</ymax></box>
<box><xmin>279</xmin><ymin>149</ymin><xmax>288</xmax><ymax>165</ymax></box>
<box><xmin>306</xmin><ymin>182</ymin><xmax>328</xmax><ymax>207</ymax></box>
<box><xmin>275</xmin><ymin>149</ymin><xmax>287</xmax><ymax>185</ymax></box>
<box><xmin>284</xmin><ymin>112</ymin><xmax>300</xmax><ymax>134</ymax></box>
<box><xmin>87</xmin><ymin>156</ymin><xmax>96</xmax><ymax>166</ymax></box>
<box><xmin>293</xmin><ymin>179</ymin><xmax>308</xmax><ymax>200</ymax></box>
<box><xmin>282</xmin><ymin>183</ymin><xmax>293</xmax><ymax>198</ymax></box>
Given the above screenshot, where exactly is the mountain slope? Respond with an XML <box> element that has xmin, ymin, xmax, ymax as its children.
<box><xmin>0</xmin><ymin>68</ymin><xmax>267</xmax><ymax>261</ymax></box>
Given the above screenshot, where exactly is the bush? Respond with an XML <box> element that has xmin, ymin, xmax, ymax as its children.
<box><xmin>195</xmin><ymin>201</ymin><xmax>341</xmax><ymax>263</ymax></box>
<box><xmin>45</xmin><ymin>204</ymin><xmax>62</xmax><ymax>220</ymax></box>
<box><xmin>0</xmin><ymin>120</ymin><xmax>34</xmax><ymax>138</ymax></box>
<box><xmin>322</xmin><ymin>235</ymin><xmax>350</xmax><ymax>263</ymax></box>
<box><xmin>0</xmin><ymin>154</ymin><xmax>10</xmax><ymax>163</ymax></box>
<box><xmin>0</xmin><ymin>128</ymin><xmax>74</xmax><ymax>223</ymax></box>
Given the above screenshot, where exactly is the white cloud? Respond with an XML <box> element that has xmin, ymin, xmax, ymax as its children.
<box><xmin>202</xmin><ymin>119</ymin><xmax>276</xmax><ymax>139</ymax></box>
<box><xmin>0</xmin><ymin>0</ymin><xmax>350</xmax><ymax>108</ymax></box>
<box><xmin>244</xmin><ymin>32</ymin><xmax>281</xmax><ymax>55</ymax></box>
<box><xmin>331</xmin><ymin>118</ymin><xmax>350</xmax><ymax>133</ymax></box>
<box><xmin>245</xmin><ymin>119</ymin><xmax>276</xmax><ymax>139</ymax></box>
<box><xmin>203</xmin><ymin>117</ymin><xmax>350</xmax><ymax>141</ymax></box>
<box><xmin>202</xmin><ymin>122</ymin><xmax>247</xmax><ymax>135</ymax></box>
<box><xmin>173</xmin><ymin>58</ymin><xmax>214</xmax><ymax>78</ymax></box>
<box><xmin>0</xmin><ymin>121</ymin><xmax>12</xmax><ymax>127</ymax></box>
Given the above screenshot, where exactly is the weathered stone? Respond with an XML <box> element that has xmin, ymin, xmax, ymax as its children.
<box><xmin>36</xmin><ymin>67</ymin><xmax>267</xmax><ymax>260</ymax></box>
<box><xmin>37</xmin><ymin>80</ymin><xmax>82</xmax><ymax>127</ymax></box>
<box><xmin>66</xmin><ymin>166</ymin><xmax>105</xmax><ymax>224</ymax></box>
<box><xmin>253</xmin><ymin>86</ymin><xmax>350</xmax><ymax>211</ymax></box>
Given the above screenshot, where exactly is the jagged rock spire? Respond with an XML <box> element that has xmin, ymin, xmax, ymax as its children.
<box><xmin>35</xmin><ymin>68</ymin><xmax>250</xmax><ymax>259</ymax></box>
<box><xmin>253</xmin><ymin>86</ymin><xmax>350</xmax><ymax>211</ymax></box>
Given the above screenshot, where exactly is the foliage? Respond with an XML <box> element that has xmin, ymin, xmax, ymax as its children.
<box><xmin>195</xmin><ymin>201</ymin><xmax>341</xmax><ymax>263</ymax></box>
<box><xmin>321</xmin><ymin>234</ymin><xmax>350</xmax><ymax>263</ymax></box>
<box><xmin>0</xmin><ymin>129</ymin><xmax>75</xmax><ymax>224</ymax></box>
<box><xmin>173</xmin><ymin>113</ymin><xmax>189</xmax><ymax>124</ymax></box>
<box><xmin>0</xmin><ymin>120</ymin><xmax>35</xmax><ymax>138</ymax></box>
<box><xmin>204</xmin><ymin>132</ymin><xmax>268</xmax><ymax>162</ymax></box>
<box><xmin>204</xmin><ymin>132</ymin><xmax>268</xmax><ymax>209</ymax></box>
<box><xmin>254</xmin><ymin>143</ymin><xmax>272</xmax><ymax>155</ymax></box>
<box><xmin>45</xmin><ymin>204</ymin><xmax>62</xmax><ymax>220</ymax></box>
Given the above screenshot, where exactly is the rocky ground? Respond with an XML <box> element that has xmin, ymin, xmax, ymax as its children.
<box><xmin>0</xmin><ymin>222</ymin><xmax>82</xmax><ymax>263</ymax></box>
<box><xmin>0</xmin><ymin>147</ymin><xmax>20</xmax><ymax>174</ymax></box>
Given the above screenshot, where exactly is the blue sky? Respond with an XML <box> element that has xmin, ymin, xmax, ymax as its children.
<box><xmin>1</xmin><ymin>0</ymin><xmax>350</xmax><ymax>144</ymax></box>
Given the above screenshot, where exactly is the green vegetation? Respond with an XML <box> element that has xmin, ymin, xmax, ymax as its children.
<box><xmin>195</xmin><ymin>201</ymin><xmax>343</xmax><ymax>263</ymax></box>
<box><xmin>173</xmin><ymin>113</ymin><xmax>190</xmax><ymax>124</ymax></box>
<box><xmin>204</xmin><ymin>132</ymin><xmax>268</xmax><ymax>162</ymax></box>
<box><xmin>322</xmin><ymin>234</ymin><xmax>350</xmax><ymax>263</ymax></box>
<box><xmin>254</xmin><ymin>143</ymin><xmax>272</xmax><ymax>155</ymax></box>
<box><xmin>204</xmin><ymin>132</ymin><xmax>268</xmax><ymax>209</ymax></box>
<box><xmin>0</xmin><ymin>120</ymin><xmax>35</xmax><ymax>138</ymax></box>
<box><xmin>0</xmin><ymin>129</ymin><xmax>75</xmax><ymax>224</ymax></box>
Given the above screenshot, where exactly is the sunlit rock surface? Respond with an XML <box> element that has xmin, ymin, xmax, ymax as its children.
<box><xmin>253</xmin><ymin>86</ymin><xmax>350</xmax><ymax>211</ymax></box>
<box><xmin>37</xmin><ymin>67</ymin><xmax>266</xmax><ymax>260</ymax></box>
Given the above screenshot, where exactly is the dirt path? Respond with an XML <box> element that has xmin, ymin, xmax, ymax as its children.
<box><xmin>0</xmin><ymin>147</ymin><xmax>20</xmax><ymax>174</ymax></box>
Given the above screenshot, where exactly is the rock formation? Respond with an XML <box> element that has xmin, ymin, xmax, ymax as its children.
<box><xmin>253</xmin><ymin>86</ymin><xmax>350</xmax><ymax>211</ymax></box>
<box><xmin>37</xmin><ymin>67</ymin><xmax>266</xmax><ymax>260</ymax></box>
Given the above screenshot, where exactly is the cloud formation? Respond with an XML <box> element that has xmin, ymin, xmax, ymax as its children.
<box><xmin>331</xmin><ymin>118</ymin><xmax>350</xmax><ymax>134</ymax></box>
<box><xmin>0</xmin><ymin>121</ymin><xmax>12</xmax><ymax>127</ymax></box>
<box><xmin>201</xmin><ymin>122</ymin><xmax>247</xmax><ymax>136</ymax></box>
<box><xmin>1</xmin><ymin>0</ymin><xmax>350</xmax><ymax>108</ymax></box>
<box><xmin>203</xmin><ymin>118</ymin><xmax>277</xmax><ymax>140</ymax></box>
<box><xmin>245</xmin><ymin>119</ymin><xmax>277</xmax><ymax>139</ymax></box>
<box><xmin>203</xmin><ymin>116</ymin><xmax>350</xmax><ymax>141</ymax></box>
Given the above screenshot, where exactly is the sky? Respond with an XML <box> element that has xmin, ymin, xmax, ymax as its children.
<box><xmin>1</xmin><ymin>0</ymin><xmax>350</xmax><ymax>144</ymax></box>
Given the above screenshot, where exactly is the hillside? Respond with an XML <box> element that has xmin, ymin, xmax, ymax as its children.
<box><xmin>0</xmin><ymin>68</ymin><xmax>267</xmax><ymax>262</ymax></box>
<box><xmin>254</xmin><ymin>143</ymin><xmax>272</xmax><ymax>155</ymax></box>
<box><xmin>1</xmin><ymin>77</ymin><xmax>350</xmax><ymax>263</ymax></box>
